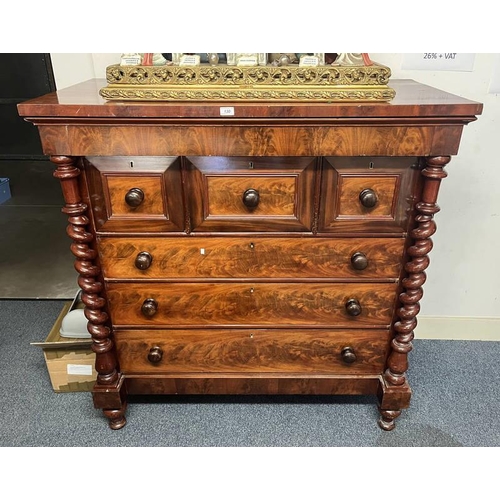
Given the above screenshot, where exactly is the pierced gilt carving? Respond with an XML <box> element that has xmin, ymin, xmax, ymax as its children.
<box><xmin>100</xmin><ymin>63</ymin><xmax>395</xmax><ymax>102</ymax></box>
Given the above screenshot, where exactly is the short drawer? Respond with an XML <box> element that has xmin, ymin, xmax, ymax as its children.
<box><xmin>84</xmin><ymin>156</ymin><xmax>184</xmax><ymax>232</ymax></box>
<box><xmin>319</xmin><ymin>156</ymin><xmax>420</xmax><ymax>233</ymax></box>
<box><xmin>114</xmin><ymin>329</ymin><xmax>391</xmax><ymax>375</ymax></box>
<box><xmin>106</xmin><ymin>282</ymin><xmax>398</xmax><ymax>328</ymax></box>
<box><xmin>98</xmin><ymin>236</ymin><xmax>404</xmax><ymax>280</ymax></box>
<box><xmin>184</xmin><ymin>156</ymin><xmax>316</xmax><ymax>231</ymax></box>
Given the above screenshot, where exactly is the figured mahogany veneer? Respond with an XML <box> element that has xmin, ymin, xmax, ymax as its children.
<box><xmin>185</xmin><ymin>156</ymin><xmax>316</xmax><ymax>232</ymax></box>
<box><xmin>114</xmin><ymin>329</ymin><xmax>391</xmax><ymax>375</ymax></box>
<box><xmin>320</xmin><ymin>156</ymin><xmax>420</xmax><ymax>232</ymax></box>
<box><xmin>18</xmin><ymin>78</ymin><xmax>482</xmax><ymax>431</ymax></box>
<box><xmin>84</xmin><ymin>156</ymin><xmax>184</xmax><ymax>232</ymax></box>
<box><xmin>97</xmin><ymin>236</ymin><xmax>405</xmax><ymax>280</ymax></box>
<box><xmin>106</xmin><ymin>282</ymin><xmax>398</xmax><ymax>328</ymax></box>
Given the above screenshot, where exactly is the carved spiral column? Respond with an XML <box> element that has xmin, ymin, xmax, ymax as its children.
<box><xmin>379</xmin><ymin>156</ymin><xmax>450</xmax><ymax>430</ymax></box>
<box><xmin>52</xmin><ymin>156</ymin><xmax>126</xmax><ymax>429</ymax></box>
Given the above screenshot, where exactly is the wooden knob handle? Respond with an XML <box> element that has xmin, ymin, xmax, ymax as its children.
<box><xmin>242</xmin><ymin>188</ymin><xmax>260</xmax><ymax>208</ymax></box>
<box><xmin>345</xmin><ymin>298</ymin><xmax>362</xmax><ymax>316</ymax></box>
<box><xmin>141</xmin><ymin>298</ymin><xmax>158</xmax><ymax>317</ymax></box>
<box><xmin>359</xmin><ymin>188</ymin><xmax>378</xmax><ymax>208</ymax></box>
<box><xmin>341</xmin><ymin>347</ymin><xmax>357</xmax><ymax>364</ymax></box>
<box><xmin>147</xmin><ymin>346</ymin><xmax>163</xmax><ymax>364</ymax></box>
<box><xmin>351</xmin><ymin>252</ymin><xmax>368</xmax><ymax>270</ymax></box>
<box><xmin>125</xmin><ymin>187</ymin><xmax>144</xmax><ymax>207</ymax></box>
<box><xmin>135</xmin><ymin>251</ymin><xmax>153</xmax><ymax>270</ymax></box>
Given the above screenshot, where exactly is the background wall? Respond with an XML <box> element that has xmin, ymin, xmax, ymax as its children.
<box><xmin>50</xmin><ymin>53</ymin><xmax>500</xmax><ymax>340</ymax></box>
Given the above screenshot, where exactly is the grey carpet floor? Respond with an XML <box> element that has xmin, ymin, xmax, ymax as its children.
<box><xmin>1</xmin><ymin>299</ymin><xmax>499</xmax><ymax>447</ymax></box>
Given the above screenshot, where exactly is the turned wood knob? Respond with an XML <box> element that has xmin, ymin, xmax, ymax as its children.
<box><xmin>242</xmin><ymin>188</ymin><xmax>260</xmax><ymax>208</ymax></box>
<box><xmin>135</xmin><ymin>251</ymin><xmax>153</xmax><ymax>270</ymax></box>
<box><xmin>125</xmin><ymin>187</ymin><xmax>145</xmax><ymax>207</ymax></box>
<box><xmin>345</xmin><ymin>298</ymin><xmax>362</xmax><ymax>316</ymax></box>
<box><xmin>141</xmin><ymin>298</ymin><xmax>158</xmax><ymax>317</ymax></box>
<box><xmin>147</xmin><ymin>346</ymin><xmax>163</xmax><ymax>364</ymax></box>
<box><xmin>341</xmin><ymin>347</ymin><xmax>357</xmax><ymax>364</ymax></box>
<box><xmin>359</xmin><ymin>188</ymin><xmax>378</xmax><ymax>208</ymax></box>
<box><xmin>351</xmin><ymin>252</ymin><xmax>368</xmax><ymax>270</ymax></box>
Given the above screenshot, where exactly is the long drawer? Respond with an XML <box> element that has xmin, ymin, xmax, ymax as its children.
<box><xmin>98</xmin><ymin>236</ymin><xmax>404</xmax><ymax>280</ymax></box>
<box><xmin>114</xmin><ymin>329</ymin><xmax>391</xmax><ymax>375</ymax></box>
<box><xmin>106</xmin><ymin>282</ymin><xmax>398</xmax><ymax>327</ymax></box>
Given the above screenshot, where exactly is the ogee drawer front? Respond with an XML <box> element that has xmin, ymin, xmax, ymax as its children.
<box><xmin>184</xmin><ymin>156</ymin><xmax>316</xmax><ymax>231</ymax></box>
<box><xmin>84</xmin><ymin>156</ymin><xmax>184</xmax><ymax>232</ymax></box>
<box><xmin>320</xmin><ymin>156</ymin><xmax>420</xmax><ymax>233</ymax></box>
<box><xmin>98</xmin><ymin>236</ymin><xmax>404</xmax><ymax>279</ymax></box>
<box><xmin>114</xmin><ymin>329</ymin><xmax>392</xmax><ymax>375</ymax></box>
<box><xmin>106</xmin><ymin>282</ymin><xmax>397</xmax><ymax>327</ymax></box>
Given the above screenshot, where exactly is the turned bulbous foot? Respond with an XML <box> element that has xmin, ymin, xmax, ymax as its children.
<box><xmin>378</xmin><ymin>409</ymin><xmax>402</xmax><ymax>431</ymax></box>
<box><xmin>103</xmin><ymin>404</ymin><xmax>127</xmax><ymax>430</ymax></box>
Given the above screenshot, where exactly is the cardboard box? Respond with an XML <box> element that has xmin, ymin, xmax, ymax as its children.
<box><xmin>32</xmin><ymin>301</ymin><xmax>97</xmax><ymax>392</ymax></box>
<box><xmin>0</xmin><ymin>178</ymin><xmax>11</xmax><ymax>204</ymax></box>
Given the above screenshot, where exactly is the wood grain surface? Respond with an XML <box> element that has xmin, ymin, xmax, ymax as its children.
<box><xmin>36</xmin><ymin>124</ymin><xmax>463</xmax><ymax>157</ymax></box>
<box><xmin>18</xmin><ymin>79</ymin><xmax>483</xmax><ymax>120</ymax></box>
<box><xmin>337</xmin><ymin>176</ymin><xmax>398</xmax><ymax>216</ymax></box>
<box><xmin>320</xmin><ymin>156</ymin><xmax>421</xmax><ymax>232</ymax></box>
<box><xmin>106</xmin><ymin>282</ymin><xmax>397</xmax><ymax>327</ymax></box>
<box><xmin>114</xmin><ymin>328</ymin><xmax>391</xmax><ymax>375</ymax></box>
<box><xmin>185</xmin><ymin>156</ymin><xmax>316</xmax><ymax>231</ymax></box>
<box><xmin>97</xmin><ymin>236</ymin><xmax>404</xmax><ymax>280</ymax></box>
<box><xmin>207</xmin><ymin>176</ymin><xmax>296</xmax><ymax>216</ymax></box>
<box><xmin>124</xmin><ymin>375</ymin><xmax>381</xmax><ymax>396</ymax></box>
<box><xmin>84</xmin><ymin>156</ymin><xmax>185</xmax><ymax>232</ymax></box>
<box><xmin>106</xmin><ymin>175</ymin><xmax>165</xmax><ymax>216</ymax></box>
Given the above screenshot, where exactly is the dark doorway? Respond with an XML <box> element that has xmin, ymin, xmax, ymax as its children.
<box><xmin>0</xmin><ymin>53</ymin><xmax>77</xmax><ymax>299</ymax></box>
<box><xmin>0</xmin><ymin>53</ymin><xmax>56</xmax><ymax>159</ymax></box>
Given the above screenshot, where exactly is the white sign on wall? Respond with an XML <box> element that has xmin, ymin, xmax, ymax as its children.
<box><xmin>402</xmin><ymin>53</ymin><xmax>476</xmax><ymax>72</ymax></box>
<box><xmin>488</xmin><ymin>54</ymin><xmax>500</xmax><ymax>94</ymax></box>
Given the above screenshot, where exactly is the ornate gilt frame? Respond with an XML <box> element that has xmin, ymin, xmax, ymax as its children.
<box><xmin>99</xmin><ymin>56</ymin><xmax>395</xmax><ymax>102</ymax></box>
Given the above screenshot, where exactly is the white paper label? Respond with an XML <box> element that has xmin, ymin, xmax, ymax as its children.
<box><xmin>401</xmin><ymin>53</ymin><xmax>475</xmax><ymax>72</ymax></box>
<box><xmin>220</xmin><ymin>107</ymin><xmax>235</xmax><ymax>116</ymax></box>
<box><xmin>120</xmin><ymin>56</ymin><xmax>141</xmax><ymax>66</ymax></box>
<box><xmin>237</xmin><ymin>56</ymin><xmax>258</xmax><ymax>66</ymax></box>
<box><xmin>67</xmin><ymin>364</ymin><xmax>93</xmax><ymax>376</ymax></box>
<box><xmin>180</xmin><ymin>55</ymin><xmax>200</xmax><ymax>66</ymax></box>
<box><xmin>300</xmin><ymin>56</ymin><xmax>319</xmax><ymax>67</ymax></box>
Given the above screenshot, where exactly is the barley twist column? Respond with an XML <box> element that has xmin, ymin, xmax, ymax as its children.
<box><xmin>52</xmin><ymin>156</ymin><xmax>126</xmax><ymax>429</ymax></box>
<box><xmin>379</xmin><ymin>156</ymin><xmax>450</xmax><ymax>430</ymax></box>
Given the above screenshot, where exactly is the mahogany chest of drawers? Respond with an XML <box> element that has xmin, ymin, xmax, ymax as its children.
<box><xmin>18</xmin><ymin>79</ymin><xmax>482</xmax><ymax>430</ymax></box>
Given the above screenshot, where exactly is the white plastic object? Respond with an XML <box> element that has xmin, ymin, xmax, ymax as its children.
<box><xmin>59</xmin><ymin>309</ymin><xmax>91</xmax><ymax>338</ymax></box>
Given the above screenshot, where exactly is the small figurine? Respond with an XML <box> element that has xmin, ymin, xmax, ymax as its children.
<box><xmin>269</xmin><ymin>53</ymin><xmax>299</xmax><ymax>66</ymax></box>
<box><xmin>207</xmin><ymin>53</ymin><xmax>219</xmax><ymax>65</ymax></box>
<box><xmin>332</xmin><ymin>53</ymin><xmax>374</xmax><ymax>66</ymax></box>
<box><xmin>142</xmin><ymin>53</ymin><xmax>153</xmax><ymax>66</ymax></box>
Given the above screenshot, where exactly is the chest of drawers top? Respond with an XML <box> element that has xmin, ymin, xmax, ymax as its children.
<box><xmin>18</xmin><ymin>78</ymin><xmax>482</xmax><ymax>158</ymax></box>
